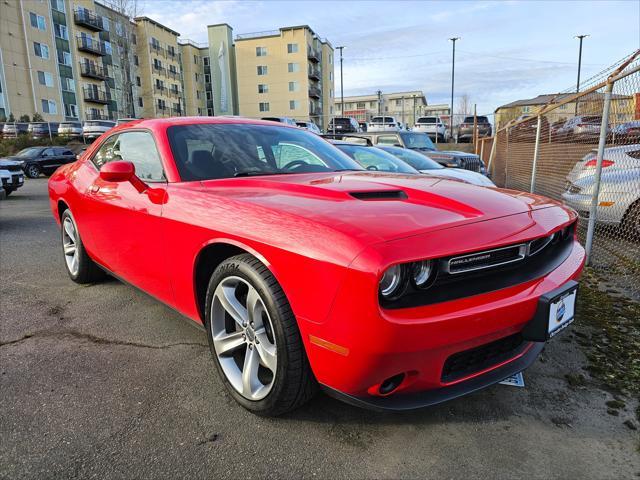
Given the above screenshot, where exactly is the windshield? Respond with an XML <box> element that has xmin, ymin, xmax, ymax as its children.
<box><xmin>377</xmin><ymin>145</ymin><xmax>443</xmax><ymax>170</ymax></box>
<box><xmin>371</xmin><ymin>116</ymin><xmax>395</xmax><ymax>124</ymax></box>
<box><xmin>417</xmin><ymin>117</ymin><xmax>437</xmax><ymax>124</ymax></box>
<box><xmin>167</xmin><ymin>124</ymin><xmax>363</xmax><ymax>181</ymax></box>
<box><xmin>335</xmin><ymin>144</ymin><xmax>419</xmax><ymax>174</ymax></box>
<box><xmin>331</xmin><ymin>118</ymin><xmax>352</xmax><ymax>125</ymax></box>
<box><xmin>16</xmin><ymin>147</ymin><xmax>43</xmax><ymax>158</ymax></box>
<box><xmin>399</xmin><ymin>132</ymin><xmax>435</xmax><ymax>150</ymax></box>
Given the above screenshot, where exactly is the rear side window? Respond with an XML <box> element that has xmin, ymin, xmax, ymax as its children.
<box><xmin>376</xmin><ymin>135</ymin><xmax>400</xmax><ymax>145</ymax></box>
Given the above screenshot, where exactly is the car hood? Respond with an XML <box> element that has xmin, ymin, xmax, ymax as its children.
<box><xmin>0</xmin><ymin>157</ymin><xmax>24</xmax><ymax>166</ymax></box>
<box><xmin>438</xmin><ymin>150</ymin><xmax>478</xmax><ymax>157</ymax></box>
<box><xmin>421</xmin><ymin>168</ymin><xmax>495</xmax><ymax>187</ymax></box>
<box><xmin>200</xmin><ymin>171</ymin><xmax>563</xmax><ymax>244</ymax></box>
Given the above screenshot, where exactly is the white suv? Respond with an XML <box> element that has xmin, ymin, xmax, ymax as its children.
<box><xmin>368</xmin><ymin>116</ymin><xmax>400</xmax><ymax>133</ymax></box>
<box><xmin>413</xmin><ymin>116</ymin><xmax>447</xmax><ymax>142</ymax></box>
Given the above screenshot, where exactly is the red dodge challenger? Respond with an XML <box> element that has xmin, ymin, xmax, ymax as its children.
<box><xmin>48</xmin><ymin>117</ymin><xmax>585</xmax><ymax>415</ymax></box>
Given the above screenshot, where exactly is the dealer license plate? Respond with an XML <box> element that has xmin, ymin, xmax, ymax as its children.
<box><xmin>547</xmin><ymin>287</ymin><xmax>577</xmax><ymax>337</ymax></box>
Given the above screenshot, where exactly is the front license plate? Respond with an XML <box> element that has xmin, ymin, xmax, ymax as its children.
<box><xmin>522</xmin><ymin>280</ymin><xmax>579</xmax><ymax>342</ymax></box>
<box><xmin>547</xmin><ymin>288</ymin><xmax>577</xmax><ymax>337</ymax></box>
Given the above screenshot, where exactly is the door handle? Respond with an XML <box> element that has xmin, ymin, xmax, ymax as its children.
<box><xmin>89</xmin><ymin>185</ymin><xmax>100</xmax><ymax>194</ymax></box>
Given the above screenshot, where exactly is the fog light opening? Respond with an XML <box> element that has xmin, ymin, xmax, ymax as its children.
<box><xmin>378</xmin><ymin>373</ymin><xmax>406</xmax><ymax>395</ymax></box>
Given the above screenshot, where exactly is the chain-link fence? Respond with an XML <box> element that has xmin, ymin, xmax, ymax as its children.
<box><xmin>484</xmin><ymin>50</ymin><xmax>640</xmax><ymax>300</ymax></box>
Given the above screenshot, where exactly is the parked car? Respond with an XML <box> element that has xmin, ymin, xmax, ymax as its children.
<box><xmin>556</xmin><ymin>115</ymin><xmax>604</xmax><ymax>141</ymax></box>
<box><xmin>0</xmin><ymin>158</ymin><xmax>25</xmax><ymax>196</ymax></box>
<box><xmin>57</xmin><ymin>121</ymin><xmax>83</xmax><ymax>139</ymax></box>
<box><xmin>4</xmin><ymin>146</ymin><xmax>76</xmax><ymax>178</ymax></box>
<box><xmin>28</xmin><ymin>122</ymin><xmax>59</xmax><ymax>139</ymax></box>
<box><xmin>377</xmin><ymin>145</ymin><xmax>495</xmax><ymax>187</ymax></box>
<box><xmin>83</xmin><ymin>120</ymin><xmax>116</xmax><ymax>141</ymax></box>
<box><xmin>261</xmin><ymin>117</ymin><xmax>298</xmax><ymax>127</ymax></box>
<box><xmin>610</xmin><ymin>120</ymin><xmax>640</xmax><ymax>143</ymax></box>
<box><xmin>356</xmin><ymin>131</ymin><xmax>486</xmax><ymax>174</ymax></box>
<box><xmin>49</xmin><ymin>117</ymin><xmax>584</xmax><ymax>415</ymax></box>
<box><xmin>367</xmin><ymin>116</ymin><xmax>400</xmax><ymax>133</ymax></box>
<box><xmin>457</xmin><ymin>116</ymin><xmax>492</xmax><ymax>143</ymax></box>
<box><xmin>2</xmin><ymin>123</ymin><xmax>29</xmax><ymax>138</ymax></box>
<box><xmin>295</xmin><ymin>121</ymin><xmax>322</xmax><ymax>135</ymax></box>
<box><xmin>327</xmin><ymin>117</ymin><xmax>360</xmax><ymax>133</ymax></box>
<box><xmin>563</xmin><ymin>144</ymin><xmax>640</xmax><ymax>237</ymax></box>
<box><xmin>509</xmin><ymin>115</ymin><xmax>550</xmax><ymax>142</ymax></box>
<box><xmin>332</xmin><ymin>142</ymin><xmax>421</xmax><ymax>174</ymax></box>
<box><xmin>413</xmin><ymin>116</ymin><xmax>447</xmax><ymax>142</ymax></box>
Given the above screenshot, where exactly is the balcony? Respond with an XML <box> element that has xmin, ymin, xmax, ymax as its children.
<box><xmin>154</xmin><ymin>85</ymin><xmax>167</xmax><ymax>95</ymax></box>
<box><xmin>167</xmin><ymin>69</ymin><xmax>180</xmax><ymax>80</ymax></box>
<box><xmin>171</xmin><ymin>107</ymin><xmax>183</xmax><ymax>116</ymax></box>
<box><xmin>309</xmin><ymin>104</ymin><xmax>322</xmax><ymax>117</ymax></box>
<box><xmin>156</xmin><ymin>105</ymin><xmax>169</xmax><ymax>115</ymax></box>
<box><xmin>168</xmin><ymin>88</ymin><xmax>181</xmax><ymax>98</ymax></box>
<box><xmin>308</xmin><ymin>65</ymin><xmax>321</xmax><ymax>80</ymax></box>
<box><xmin>152</xmin><ymin>64</ymin><xmax>167</xmax><ymax>77</ymax></box>
<box><xmin>167</xmin><ymin>48</ymin><xmax>177</xmax><ymax>60</ymax></box>
<box><xmin>150</xmin><ymin>43</ymin><xmax>166</xmax><ymax>57</ymax></box>
<box><xmin>85</xmin><ymin>110</ymin><xmax>110</xmax><ymax>121</ymax></box>
<box><xmin>79</xmin><ymin>61</ymin><xmax>108</xmax><ymax>80</ymax></box>
<box><xmin>307</xmin><ymin>46</ymin><xmax>321</xmax><ymax>63</ymax></box>
<box><xmin>76</xmin><ymin>36</ymin><xmax>107</xmax><ymax>56</ymax></box>
<box><xmin>74</xmin><ymin>8</ymin><xmax>104</xmax><ymax>31</ymax></box>
<box><xmin>83</xmin><ymin>87</ymin><xmax>110</xmax><ymax>104</ymax></box>
<box><xmin>308</xmin><ymin>86</ymin><xmax>322</xmax><ymax>99</ymax></box>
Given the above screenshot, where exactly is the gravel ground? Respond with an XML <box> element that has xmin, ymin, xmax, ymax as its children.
<box><xmin>1</xmin><ymin>179</ymin><xmax>638</xmax><ymax>480</ymax></box>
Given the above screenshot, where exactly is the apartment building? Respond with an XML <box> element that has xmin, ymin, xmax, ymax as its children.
<box><xmin>178</xmin><ymin>40</ymin><xmax>207</xmax><ymax>116</ymax></box>
<box><xmin>336</xmin><ymin>91</ymin><xmax>428</xmax><ymax>126</ymax></box>
<box><xmin>233</xmin><ymin>25</ymin><xmax>334</xmax><ymax>129</ymax></box>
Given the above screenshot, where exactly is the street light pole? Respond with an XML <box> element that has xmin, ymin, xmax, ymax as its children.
<box><xmin>336</xmin><ymin>46</ymin><xmax>345</xmax><ymax>117</ymax></box>
<box><xmin>574</xmin><ymin>34</ymin><xmax>588</xmax><ymax>115</ymax></box>
<box><xmin>449</xmin><ymin>37</ymin><xmax>459</xmax><ymax>133</ymax></box>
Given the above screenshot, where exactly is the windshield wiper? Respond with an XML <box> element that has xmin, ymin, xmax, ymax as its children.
<box><xmin>233</xmin><ymin>170</ymin><xmax>280</xmax><ymax>177</ymax></box>
<box><xmin>333</xmin><ymin>168</ymin><xmax>362</xmax><ymax>172</ymax></box>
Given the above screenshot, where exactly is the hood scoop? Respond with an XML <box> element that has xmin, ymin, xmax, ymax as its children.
<box><xmin>349</xmin><ymin>190</ymin><xmax>408</xmax><ymax>201</ymax></box>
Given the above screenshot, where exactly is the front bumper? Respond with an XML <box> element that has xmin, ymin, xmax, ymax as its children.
<box><xmin>1</xmin><ymin>173</ymin><xmax>25</xmax><ymax>189</ymax></box>
<box><xmin>561</xmin><ymin>191</ymin><xmax>629</xmax><ymax>225</ymax></box>
<box><xmin>299</xmin><ymin>208</ymin><xmax>584</xmax><ymax>409</ymax></box>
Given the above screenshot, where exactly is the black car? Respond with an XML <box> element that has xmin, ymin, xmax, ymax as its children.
<box><xmin>327</xmin><ymin>117</ymin><xmax>361</xmax><ymax>133</ymax></box>
<box><xmin>4</xmin><ymin>146</ymin><xmax>76</xmax><ymax>178</ymax></box>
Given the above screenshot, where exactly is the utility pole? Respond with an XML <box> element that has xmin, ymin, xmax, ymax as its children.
<box><xmin>574</xmin><ymin>35</ymin><xmax>588</xmax><ymax>115</ymax></box>
<box><xmin>449</xmin><ymin>37</ymin><xmax>459</xmax><ymax>133</ymax></box>
<box><xmin>401</xmin><ymin>95</ymin><xmax>405</xmax><ymax>127</ymax></box>
<box><xmin>377</xmin><ymin>90</ymin><xmax>382</xmax><ymax>115</ymax></box>
<box><xmin>336</xmin><ymin>46</ymin><xmax>345</xmax><ymax>117</ymax></box>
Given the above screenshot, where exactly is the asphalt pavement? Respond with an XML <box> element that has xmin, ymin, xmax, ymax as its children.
<box><xmin>1</xmin><ymin>179</ymin><xmax>638</xmax><ymax>479</ymax></box>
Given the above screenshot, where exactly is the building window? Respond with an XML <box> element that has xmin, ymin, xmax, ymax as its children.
<box><xmin>37</xmin><ymin>71</ymin><xmax>53</xmax><ymax>87</ymax></box>
<box><xmin>206</xmin><ymin>91</ymin><xmax>212</xmax><ymax>101</ymax></box>
<box><xmin>522</xmin><ymin>106</ymin><xmax>531</xmax><ymax>113</ymax></box>
<box><xmin>207</xmin><ymin>108</ymin><xmax>213</xmax><ymax>116</ymax></box>
<box><xmin>330</xmin><ymin>89</ymin><xmax>333</xmax><ymax>97</ymax></box>
<box><xmin>132</xmin><ymin>34</ymin><xmax>137</xmax><ymax>45</ymax></box>
<box><xmin>58</xmin><ymin>51</ymin><xmax>71</xmax><ymax>66</ymax></box>
<box><xmin>288</xmin><ymin>81</ymin><xmax>299</xmax><ymax>92</ymax></box>
<box><xmin>61</xmin><ymin>77</ymin><xmax>75</xmax><ymax>92</ymax></box>
<box><xmin>258</xmin><ymin>84</ymin><xmax>268</xmax><ymax>94</ymax></box>
<box><xmin>195</xmin><ymin>72</ymin><xmax>199</xmax><ymax>82</ymax></box>
<box><xmin>33</xmin><ymin>42</ymin><xmax>49</xmax><ymax>59</ymax></box>
<box><xmin>289</xmin><ymin>100</ymin><xmax>300</xmax><ymax>110</ymax></box>
<box><xmin>357</xmin><ymin>102</ymin><xmax>365</xmax><ymax>109</ymax></box>
<box><xmin>41</xmin><ymin>99</ymin><xmax>57</xmax><ymax>114</ymax></box>
<box><xmin>136</xmin><ymin>76</ymin><xmax>141</xmax><ymax>86</ymax></box>
<box><xmin>30</xmin><ymin>13</ymin><xmax>46</xmax><ymax>31</ymax></box>
<box><xmin>204</xmin><ymin>73</ymin><xmax>210</xmax><ymax>83</ymax></box>
<box><xmin>51</xmin><ymin>0</ymin><xmax>65</xmax><ymax>12</ymax></box>
<box><xmin>196</xmin><ymin>91</ymin><xmax>201</xmax><ymax>99</ymax></box>
<box><xmin>395</xmin><ymin>99</ymin><xmax>402</xmax><ymax>106</ymax></box>
<box><xmin>288</xmin><ymin>63</ymin><xmax>299</xmax><ymax>73</ymax></box>
<box><xmin>256</xmin><ymin>46</ymin><xmax>267</xmax><ymax>57</ymax></box>
<box><xmin>257</xmin><ymin>65</ymin><xmax>268</xmax><ymax>76</ymax></box>
<box><xmin>203</xmin><ymin>57</ymin><xmax>210</xmax><ymax>66</ymax></box>
<box><xmin>138</xmin><ymin>97</ymin><xmax>143</xmax><ymax>107</ymax></box>
<box><xmin>65</xmin><ymin>103</ymin><xmax>78</xmax><ymax>118</ymax></box>
<box><xmin>329</xmin><ymin>72</ymin><xmax>332</xmax><ymax>81</ymax></box>
<box><xmin>259</xmin><ymin>102</ymin><xmax>270</xmax><ymax>112</ymax></box>
<box><xmin>193</xmin><ymin>54</ymin><xmax>198</xmax><ymax>64</ymax></box>
<box><xmin>133</xmin><ymin>55</ymin><xmax>139</xmax><ymax>66</ymax></box>
<box><xmin>54</xmin><ymin>23</ymin><xmax>68</xmax><ymax>40</ymax></box>
<box><xmin>287</xmin><ymin>43</ymin><xmax>298</xmax><ymax>53</ymax></box>
<box><xmin>329</xmin><ymin>53</ymin><xmax>333</xmax><ymax>64</ymax></box>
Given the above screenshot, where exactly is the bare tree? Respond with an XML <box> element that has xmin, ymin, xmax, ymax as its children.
<box><xmin>456</xmin><ymin>93</ymin><xmax>472</xmax><ymax>118</ymax></box>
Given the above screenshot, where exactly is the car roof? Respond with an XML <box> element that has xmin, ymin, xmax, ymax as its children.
<box><xmin>105</xmin><ymin>116</ymin><xmax>298</xmax><ymax>135</ymax></box>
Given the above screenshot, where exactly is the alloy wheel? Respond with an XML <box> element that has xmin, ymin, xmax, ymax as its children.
<box><xmin>27</xmin><ymin>165</ymin><xmax>40</xmax><ymax>178</ymax></box>
<box><xmin>62</xmin><ymin>216</ymin><xmax>79</xmax><ymax>276</ymax></box>
<box><xmin>211</xmin><ymin>276</ymin><xmax>277</xmax><ymax>401</ymax></box>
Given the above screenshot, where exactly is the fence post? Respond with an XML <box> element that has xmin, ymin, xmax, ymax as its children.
<box><xmin>530</xmin><ymin>115</ymin><xmax>542</xmax><ymax>193</ymax></box>
<box><xmin>479</xmin><ymin>138</ymin><xmax>485</xmax><ymax>164</ymax></box>
<box><xmin>585</xmin><ymin>80</ymin><xmax>614</xmax><ymax>265</ymax></box>
<box><xmin>487</xmin><ymin>134</ymin><xmax>497</xmax><ymax>175</ymax></box>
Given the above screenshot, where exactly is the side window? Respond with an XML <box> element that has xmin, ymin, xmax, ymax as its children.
<box><xmin>92</xmin><ymin>136</ymin><xmax>121</xmax><ymax>169</ymax></box>
<box><xmin>117</xmin><ymin>131</ymin><xmax>164</xmax><ymax>181</ymax></box>
<box><xmin>376</xmin><ymin>135</ymin><xmax>400</xmax><ymax>145</ymax></box>
<box><xmin>42</xmin><ymin>148</ymin><xmax>55</xmax><ymax>157</ymax></box>
<box><xmin>271</xmin><ymin>143</ymin><xmax>324</xmax><ymax>168</ymax></box>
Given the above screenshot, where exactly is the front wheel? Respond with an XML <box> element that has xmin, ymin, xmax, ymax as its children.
<box><xmin>60</xmin><ymin>209</ymin><xmax>105</xmax><ymax>283</ymax></box>
<box><xmin>25</xmin><ymin>164</ymin><xmax>41</xmax><ymax>178</ymax></box>
<box><xmin>205</xmin><ymin>254</ymin><xmax>316</xmax><ymax>416</ymax></box>
<box><xmin>621</xmin><ymin>201</ymin><xmax>640</xmax><ymax>240</ymax></box>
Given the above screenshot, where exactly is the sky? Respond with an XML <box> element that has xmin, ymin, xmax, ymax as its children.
<box><xmin>139</xmin><ymin>0</ymin><xmax>640</xmax><ymax>116</ymax></box>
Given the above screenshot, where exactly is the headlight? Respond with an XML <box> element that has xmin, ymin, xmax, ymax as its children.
<box><xmin>411</xmin><ymin>260</ymin><xmax>435</xmax><ymax>288</ymax></box>
<box><xmin>379</xmin><ymin>264</ymin><xmax>406</xmax><ymax>299</ymax></box>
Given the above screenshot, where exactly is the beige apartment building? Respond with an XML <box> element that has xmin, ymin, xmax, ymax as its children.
<box><xmin>1</xmin><ymin>3</ymin><xmax>334</xmax><ymax>126</ymax></box>
<box><xmin>336</xmin><ymin>91</ymin><xmax>428</xmax><ymax>126</ymax></box>
<box><xmin>234</xmin><ymin>26</ymin><xmax>334</xmax><ymax>129</ymax></box>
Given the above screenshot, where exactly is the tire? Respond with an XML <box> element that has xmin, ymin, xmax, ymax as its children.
<box><xmin>621</xmin><ymin>201</ymin><xmax>640</xmax><ymax>240</ymax></box>
<box><xmin>205</xmin><ymin>254</ymin><xmax>316</xmax><ymax>416</ymax></box>
<box><xmin>25</xmin><ymin>164</ymin><xmax>41</xmax><ymax>178</ymax></box>
<box><xmin>4</xmin><ymin>188</ymin><xmax>13</xmax><ymax>197</ymax></box>
<box><xmin>60</xmin><ymin>209</ymin><xmax>105</xmax><ymax>284</ymax></box>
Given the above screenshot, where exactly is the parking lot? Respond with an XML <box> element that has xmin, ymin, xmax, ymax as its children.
<box><xmin>1</xmin><ymin>179</ymin><xmax>639</xmax><ymax>479</ymax></box>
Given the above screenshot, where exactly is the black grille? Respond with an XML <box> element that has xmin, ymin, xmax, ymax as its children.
<box><xmin>460</xmin><ymin>155</ymin><xmax>481</xmax><ymax>172</ymax></box>
<box><xmin>350</xmin><ymin>190</ymin><xmax>407</xmax><ymax>201</ymax></box>
<box><xmin>4</xmin><ymin>164</ymin><xmax>22</xmax><ymax>172</ymax></box>
<box><xmin>441</xmin><ymin>333</ymin><xmax>527</xmax><ymax>383</ymax></box>
<box><xmin>448</xmin><ymin>244</ymin><xmax>524</xmax><ymax>274</ymax></box>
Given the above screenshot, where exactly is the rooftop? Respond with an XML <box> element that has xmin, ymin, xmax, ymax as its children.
<box><xmin>134</xmin><ymin>16</ymin><xmax>180</xmax><ymax>37</ymax></box>
<box><xmin>497</xmin><ymin>92</ymin><xmax>631</xmax><ymax>111</ymax></box>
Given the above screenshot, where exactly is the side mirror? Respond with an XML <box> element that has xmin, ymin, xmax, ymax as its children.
<box><xmin>99</xmin><ymin>160</ymin><xmax>148</xmax><ymax>193</ymax></box>
<box><xmin>100</xmin><ymin>160</ymin><xmax>134</xmax><ymax>182</ymax></box>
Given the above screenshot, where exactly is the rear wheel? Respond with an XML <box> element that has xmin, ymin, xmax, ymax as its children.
<box><xmin>25</xmin><ymin>164</ymin><xmax>41</xmax><ymax>178</ymax></box>
<box><xmin>205</xmin><ymin>254</ymin><xmax>316</xmax><ymax>416</ymax></box>
<box><xmin>4</xmin><ymin>188</ymin><xmax>13</xmax><ymax>196</ymax></box>
<box><xmin>621</xmin><ymin>201</ymin><xmax>640</xmax><ymax>241</ymax></box>
<box><xmin>60</xmin><ymin>209</ymin><xmax>105</xmax><ymax>283</ymax></box>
